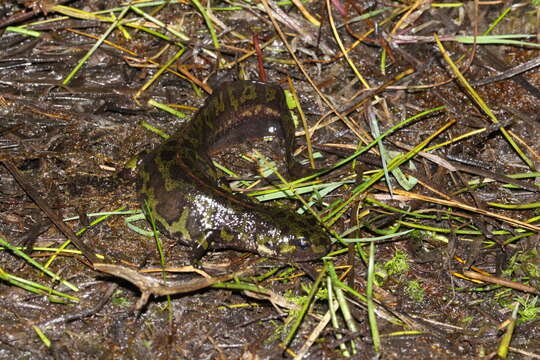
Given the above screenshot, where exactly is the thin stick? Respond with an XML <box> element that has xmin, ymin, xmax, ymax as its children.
<box><xmin>2</xmin><ymin>160</ymin><xmax>99</xmax><ymax>264</ymax></box>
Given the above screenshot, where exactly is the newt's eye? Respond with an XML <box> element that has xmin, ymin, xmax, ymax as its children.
<box><xmin>295</xmin><ymin>237</ymin><xmax>309</xmax><ymax>249</ymax></box>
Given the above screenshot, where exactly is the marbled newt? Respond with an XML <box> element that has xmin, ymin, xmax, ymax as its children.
<box><xmin>137</xmin><ymin>80</ymin><xmax>331</xmax><ymax>261</ymax></box>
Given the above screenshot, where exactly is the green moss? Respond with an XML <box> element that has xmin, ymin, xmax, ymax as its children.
<box><xmin>503</xmin><ymin>249</ymin><xmax>539</xmax><ymax>277</ymax></box>
<box><xmin>384</xmin><ymin>249</ymin><xmax>410</xmax><ymax>276</ymax></box>
<box><xmin>111</xmin><ymin>290</ymin><xmax>132</xmax><ymax>307</ymax></box>
<box><xmin>514</xmin><ymin>296</ymin><xmax>540</xmax><ymax>323</ymax></box>
<box><xmin>405</xmin><ymin>280</ymin><xmax>425</xmax><ymax>302</ymax></box>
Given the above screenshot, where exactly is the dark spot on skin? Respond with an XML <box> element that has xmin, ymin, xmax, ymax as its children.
<box><xmin>143</xmin><ymin>156</ymin><xmax>160</xmax><ymax>177</ymax></box>
<box><xmin>160</xmin><ymin>149</ymin><xmax>176</xmax><ymax>162</ymax></box>
<box><xmin>135</xmin><ymin>176</ymin><xmax>143</xmax><ymax>190</ymax></box>
<box><xmin>155</xmin><ymin>191</ymin><xmax>183</xmax><ymax>224</ymax></box>
<box><xmin>169</xmin><ymin>163</ymin><xmax>186</xmax><ymax>182</ymax></box>
<box><xmin>139</xmin><ymin>192</ymin><xmax>148</xmax><ymax>203</ymax></box>
<box><xmin>166</xmin><ymin>139</ymin><xmax>179</xmax><ymax>148</ymax></box>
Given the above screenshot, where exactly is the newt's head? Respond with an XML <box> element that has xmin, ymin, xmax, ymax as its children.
<box><xmin>252</xmin><ymin>208</ymin><xmax>333</xmax><ymax>261</ymax></box>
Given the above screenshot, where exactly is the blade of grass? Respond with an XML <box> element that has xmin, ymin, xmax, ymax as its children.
<box><xmin>290</xmin><ymin>105</ymin><xmax>446</xmax><ymax>186</ymax></box>
<box><xmin>251</xmin><ymin>150</ymin><xmax>326</xmax><ymax>224</ymax></box>
<box><xmin>498</xmin><ymin>302</ymin><xmax>519</xmax><ymax>358</ymax></box>
<box><xmin>328</xmin><ymin>262</ymin><xmax>358</xmax><ymax>354</ymax></box>
<box><xmin>291</xmin><ymin>0</ymin><xmax>320</xmax><ymax>25</ymax></box>
<box><xmin>261</xmin><ymin>0</ymin><xmax>377</xmax><ymax>144</ymax></box>
<box><xmin>253</xmin><ymin>181</ymin><xmax>346</xmax><ymax>202</ymax></box>
<box><xmin>5</xmin><ymin>26</ymin><xmax>41</xmax><ymax>37</ymax></box>
<box><xmin>50</xmin><ymin>4</ymin><xmax>113</xmax><ymax>21</ymax></box>
<box><xmin>326</xmin><ymin>0</ymin><xmax>370</xmax><ymax>89</ymax></box>
<box><xmin>282</xmin><ymin>262</ymin><xmax>327</xmax><ymax>351</ymax></box>
<box><xmin>434</xmin><ymin>33</ymin><xmax>534</xmax><ymax>168</ymax></box>
<box><xmin>367</xmin><ymin>105</ymin><xmax>393</xmax><ymax>196</ymax></box>
<box><xmin>287</xmin><ymin>78</ymin><xmax>316</xmax><ymax>169</ymax></box>
<box><xmin>0</xmin><ymin>266</ymin><xmax>79</xmax><ymax>301</ymax></box>
<box><xmin>139</xmin><ymin>120</ymin><xmax>171</xmax><ymax>139</ymax></box>
<box><xmin>129</xmin><ymin>5</ymin><xmax>190</xmax><ymax>41</ymax></box>
<box><xmin>33</xmin><ymin>325</ymin><xmax>51</xmax><ymax>347</ymax></box>
<box><xmin>144</xmin><ymin>200</ymin><xmax>173</xmax><ymax>320</ymax></box>
<box><xmin>190</xmin><ymin>0</ymin><xmax>219</xmax><ymax>50</ymax></box>
<box><xmin>487</xmin><ymin>202</ymin><xmax>540</xmax><ymax>210</ymax></box>
<box><xmin>367</xmin><ymin>240</ymin><xmax>381</xmax><ymax>353</ymax></box>
<box><xmin>324</xmin><ymin>119</ymin><xmax>456</xmax><ymax>225</ymax></box>
<box><xmin>483</xmin><ymin>7</ymin><xmax>511</xmax><ymax>35</ymax></box>
<box><xmin>135</xmin><ymin>46</ymin><xmax>185</xmax><ymax>98</ymax></box>
<box><xmin>343</xmin><ymin>229</ymin><xmax>414</xmax><ymax>243</ymax></box>
<box><xmin>394</xmin><ymin>189</ymin><xmax>540</xmax><ymax>232</ymax></box>
<box><xmin>0</xmin><ymin>237</ymin><xmax>78</xmax><ymax>291</ymax></box>
<box><xmin>424</xmin><ymin>127</ymin><xmax>486</xmax><ymax>152</ymax></box>
<box><xmin>455</xmin><ymin>36</ymin><xmax>540</xmax><ymax>48</ymax></box>
<box><xmin>44</xmin><ymin>207</ymin><xmax>124</xmax><ymax>268</ymax></box>
<box><xmin>327</xmin><ymin>276</ymin><xmax>351</xmax><ymax>357</ymax></box>
<box><xmin>63</xmin><ymin>6</ymin><xmax>130</xmax><ymax>85</ymax></box>
<box><xmin>63</xmin><ymin>210</ymin><xmax>139</xmax><ymax>221</ymax></box>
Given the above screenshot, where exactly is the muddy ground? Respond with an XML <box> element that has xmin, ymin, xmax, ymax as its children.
<box><xmin>0</xmin><ymin>0</ymin><xmax>539</xmax><ymax>359</ymax></box>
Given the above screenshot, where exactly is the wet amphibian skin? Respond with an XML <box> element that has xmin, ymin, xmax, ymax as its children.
<box><xmin>137</xmin><ymin>80</ymin><xmax>331</xmax><ymax>261</ymax></box>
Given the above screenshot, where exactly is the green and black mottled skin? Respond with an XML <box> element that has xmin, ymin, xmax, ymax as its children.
<box><xmin>137</xmin><ymin>80</ymin><xmax>331</xmax><ymax>261</ymax></box>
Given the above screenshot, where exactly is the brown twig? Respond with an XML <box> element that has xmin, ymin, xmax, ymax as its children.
<box><xmin>39</xmin><ymin>283</ymin><xmax>118</xmax><ymax>327</ymax></box>
<box><xmin>94</xmin><ymin>263</ymin><xmax>254</xmax><ymax>310</ymax></box>
<box><xmin>463</xmin><ymin>271</ymin><xmax>539</xmax><ymax>295</ymax></box>
<box><xmin>252</xmin><ymin>33</ymin><xmax>267</xmax><ymax>82</ymax></box>
<box><xmin>0</xmin><ymin>0</ymin><xmax>74</xmax><ymax>28</ymax></box>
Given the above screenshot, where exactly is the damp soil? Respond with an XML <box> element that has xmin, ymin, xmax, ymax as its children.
<box><xmin>0</xmin><ymin>1</ymin><xmax>539</xmax><ymax>359</ymax></box>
